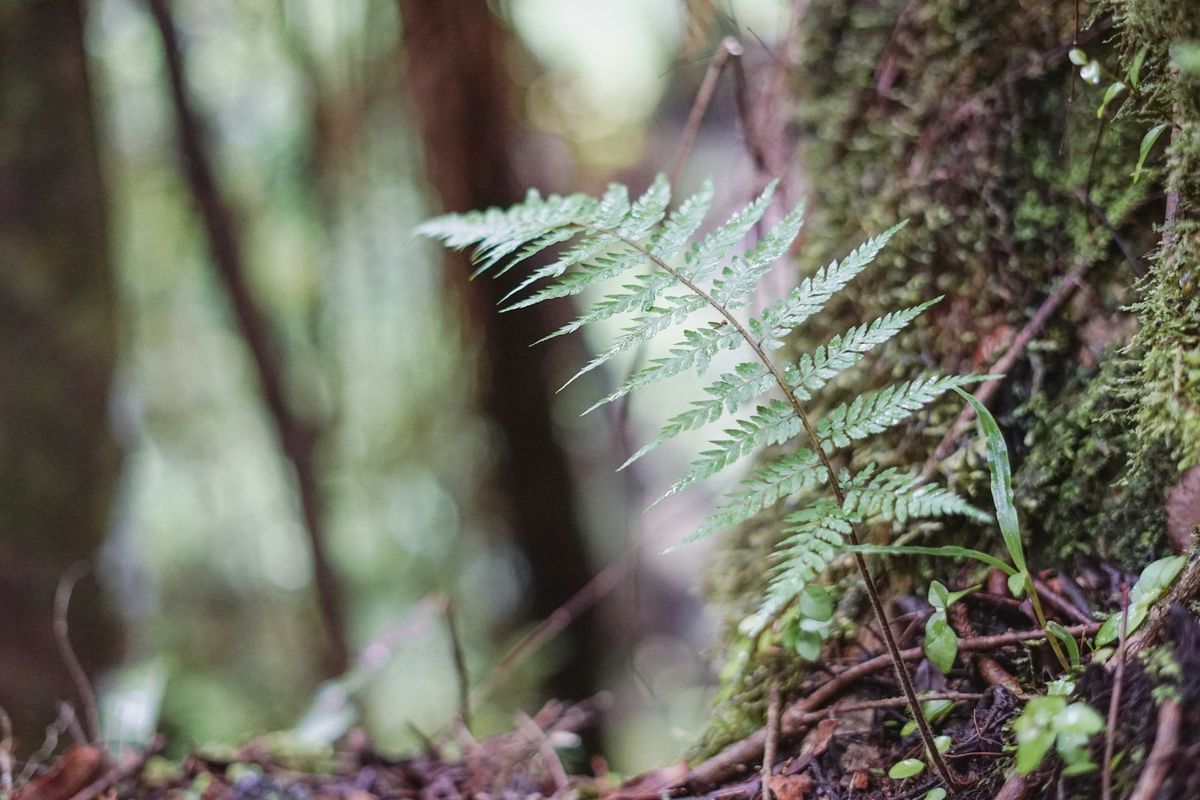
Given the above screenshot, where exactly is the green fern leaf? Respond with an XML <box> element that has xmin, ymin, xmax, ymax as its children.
<box><xmin>765</xmin><ymin>501</ymin><xmax>853</xmax><ymax>604</ymax></box>
<box><xmin>788</xmin><ymin>299</ymin><xmax>939</xmax><ymax>400</ymax></box>
<box><xmin>711</xmin><ymin>200</ymin><xmax>805</xmax><ymax>308</ymax></box>
<box><xmin>750</xmin><ymin>222</ymin><xmax>906</xmax><ymax>350</ymax></box>
<box><xmin>818</xmin><ymin>374</ymin><xmax>985</xmax><ymax>450</ymax></box>
<box><xmin>674</xmin><ymin>450</ymin><xmax>826</xmax><ymax>547</ymax></box>
<box><xmin>841</xmin><ymin>465</ymin><xmax>989</xmax><ymax>525</ymax></box>
<box><xmin>682</xmin><ymin>181</ymin><xmax>777</xmax><ymax>283</ymax></box>
<box><xmin>655</xmin><ymin>399</ymin><xmax>801</xmax><ymax>504</ymax></box>
<box><xmin>621</xmin><ymin>361</ymin><xmax>772</xmax><ymax>469</ymax></box>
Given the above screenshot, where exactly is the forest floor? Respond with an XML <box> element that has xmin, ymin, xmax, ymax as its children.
<box><xmin>10</xmin><ymin>558</ymin><xmax>1200</xmax><ymax>800</ymax></box>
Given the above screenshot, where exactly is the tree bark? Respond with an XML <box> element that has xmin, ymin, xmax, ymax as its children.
<box><xmin>0</xmin><ymin>0</ymin><xmax>123</xmax><ymax>743</ymax></box>
<box><xmin>398</xmin><ymin>0</ymin><xmax>602</xmax><ymax>704</ymax></box>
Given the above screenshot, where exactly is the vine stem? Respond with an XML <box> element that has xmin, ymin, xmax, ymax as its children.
<box><xmin>589</xmin><ymin>225</ymin><xmax>959</xmax><ymax>791</ymax></box>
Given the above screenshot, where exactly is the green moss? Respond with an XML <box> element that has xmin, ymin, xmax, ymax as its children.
<box><xmin>700</xmin><ymin>0</ymin><xmax>1199</xmax><ymax>746</ymax></box>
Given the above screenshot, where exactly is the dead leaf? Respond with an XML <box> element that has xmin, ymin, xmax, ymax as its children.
<box><xmin>14</xmin><ymin>746</ymin><xmax>107</xmax><ymax>800</ymax></box>
<box><xmin>767</xmin><ymin>773</ymin><xmax>814</xmax><ymax>800</ymax></box>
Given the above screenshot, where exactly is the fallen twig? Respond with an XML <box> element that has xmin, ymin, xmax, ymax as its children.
<box><xmin>921</xmin><ymin>255</ymin><xmax>1091</xmax><ymax>480</ymax></box>
<box><xmin>1101</xmin><ymin>584</ymin><xmax>1130</xmax><ymax>800</ymax></box>
<box><xmin>1129</xmin><ymin>698</ymin><xmax>1181</xmax><ymax>800</ymax></box>
<box><xmin>444</xmin><ymin>599</ymin><xmax>472</xmax><ymax>732</ymax></box>
<box><xmin>762</xmin><ymin>683</ymin><xmax>780</xmax><ymax>800</ymax></box>
<box><xmin>515</xmin><ymin>712</ymin><xmax>571</xmax><ymax>794</ymax></box>
<box><xmin>54</xmin><ymin>563</ymin><xmax>100</xmax><ymax>743</ymax></box>
<box><xmin>669</xmin><ymin>37</ymin><xmax>742</xmax><ymax>186</ymax></box>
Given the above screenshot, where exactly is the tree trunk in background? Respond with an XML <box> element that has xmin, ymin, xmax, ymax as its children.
<box><xmin>0</xmin><ymin>0</ymin><xmax>123</xmax><ymax>744</ymax></box>
<box><xmin>398</xmin><ymin>0</ymin><xmax>602</xmax><ymax>705</ymax></box>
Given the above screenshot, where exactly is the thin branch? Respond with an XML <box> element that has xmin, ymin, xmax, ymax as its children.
<box><xmin>762</xmin><ymin>683</ymin><xmax>780</xmax><ymax>799</ymax></box>
<box><xmin>0</xmin><ymin>706</ymin><xmax>12</xmax><ymax>794</ymax></box>
<box><xmin>682</xmin><ymin>623</ymin><xmax>1099</xmax><ymax>789</ymax></box>
<box><xmin>670</xmin><ymin>37</ymin><xmax>742</xmax><ymax>185</ymax></box>
<box><xmin>145</xmin><ymin>0</ymin><xmax>349</xmax><ymax>676</ymax></box>
<box><xmin>443</xmin><ymin>599</ymin><xmax>472</xmax><ymax>732</ymax></box>
<box><xmin>54</xmin><ymin>563</ymin><xmax>100</xmax><ymax>743</ymax></box>
<box><xmin>515</xmin><ymin>712</ymin><xmax>571</xmax><ymax>794</ymax></box>
<box><xmin>1129</xmin><ymin>699</ymin><xmax>1181</xmax><ymax>800</ymax></box>
<box><xmin>1101</xmin><ymin>584</ymin><xmax>1130</xmax><ymax>800</ymax></box>
<box><xmin>468</xmin><ymin>541</ymin><xmax>636</xmax><ymax>714</ymax></box>
<box><xmin>921</xmin><ymin>254</ymin><xmax>1091</xmax><ymax>480</ymax></box>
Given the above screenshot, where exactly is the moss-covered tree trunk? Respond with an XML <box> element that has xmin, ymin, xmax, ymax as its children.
<box><xmin>703</xmin><ymin>0</ymin><xmax>1198</xmax><ymax>756</ymax></box>
<box><xmin>0</xmin><ymin>0</ymin><xmax>123</xmax><ymax>743</ymax></box>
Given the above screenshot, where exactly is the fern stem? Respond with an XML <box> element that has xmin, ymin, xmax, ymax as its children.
<box><xmin>589</xmin><ymin>224</ymin><xmax>959</xmax><ymax>791</ymax></box>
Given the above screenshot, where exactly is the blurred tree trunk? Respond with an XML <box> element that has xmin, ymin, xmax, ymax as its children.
<box><xmin>0</xmin><ymin>0</ymin><xmax>123</xmax><ymax>744</ymax></box>
<box><xmin>398</xmin><ymin>0</ymin><xmax>603</xmax><ymax>705</ymax></box>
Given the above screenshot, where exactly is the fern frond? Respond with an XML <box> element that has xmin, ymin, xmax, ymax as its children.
<box><xmin>841</xmin><ymin>465</ymin><xmax>989</xmax><ymax>525</ymax></box>
<box><xmin>656</xmin><ymin>399</ymin><xmax>802</xmax><ymax>504</ymax></box>
<box><xmin>749</xmin><ymin>222</ymin><xmax>906</xmax><ymax>350</ymax></box>
<box><xmin>674</xmin><ymin>450</ymin><xmax>826</xmax><ymax>547</ymax></box>
<box><xmin>818</xmin><ymin>374</ymin><xmax>986</xmax><ymax>450</ymax></box>
<box><xmin>681</xmin><ymin>181</ymin><xmax>778</xmax><ymax>283</ymax></box>
<box><xmin>787</xmin><ymin>299</ymin><xmax>939</xmax><ymax>401</ymax></box>
<box><xmin>764</xmin><ymin>501</ymin><xmax>853</xmax><ymax>605</ymax></box>
<box><xmin>621</xmin><ymin>361</ymin><xmax>772</xmax><ymax>469</ymax></box>
<box><xmin>582</xmin><ymin>322</ymin><xmax>744</xmax><ymax>411</ymax></box>
<box><xmin>711</xmin><ymin>200</ymin><xmax>805</xmax><ymax>308</ymax></box>
<box><xmin>415</xmin><ymin>189</ymin><xmax>594</xmax><ymax>277</ymax></box>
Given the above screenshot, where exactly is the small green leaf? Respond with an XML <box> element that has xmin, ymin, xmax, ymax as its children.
<box><xmin>1008</xmin><ymin>572</ymin><xmax>1027</xmax><ymax>598</ymax></box>
<box><xmin>1046</xmin><ymin>621</ymin><xmax>1082</xmax><ymax>670</ymax></box>
<box><xmin>1068</xmin><ymin>48</ymin><xmax>1089</xmax><ymax>66</ymax></box>
<box><xmin>953</xmin><ymin>388</ymin><xmax>1027</xmax><ymax>575</ymax></box>
<box><xmin>799</xmin><ymin>585</ymin><xmax>834</xmax><ymax>622</ymax></box>
<box><xmin>888</xmin><ymin>759</ymin><xmax>926</xmax><ymax>780</ymax></box>
<box><xmin>1133</xmin><ymin>123</ymin><xmax>1169</xmax><ymax>184</ymax></box>
<box><xmin>795</xmin><ymin>629</ymin><xmax>824</xmax><ymax>661</ymax></box>
<box><xmin>1127</xmin><ymin>46</ymin><xmax>1148</xmax><ymax>89</ymax></box>
<box><xmin>923</xmin><ymin>789</ymin><xmax>948</xmax><ymax>800</ymax></box>
<box><xmin>1097</xmin><ymin>82</ymin><xmax>1125</xmax><ymax>118</ymax></box>
<box><xmin>928</xmin><ymin>580</ymin><xmax>951</xmax><ymax>611</ymax></box>
<box><xmin>934</xmin><ymin>735</ymin><xmax>952</xmax><ymax>754</ymax></box>
<box><xmin>1133</xmin><ymin>555</ymin><xmax>1187</xmax><ymax>604</ymax></box>
<box><xmin>924</xmin><ymin>613</ymin><xmax>958</xmax><ymax>673</ymax></box>
<box><xmin>1059</xmin><ymin>702</ymin><xmax>1105</xmax><ymax>735</ymax></box>
<box><xmin>1096</xmin><ymin>555</ymin><xmax>1187</xmax><ymax>646</ymax></box>
<box><xmin>1061</xmin><ymin>761</ymin><xmax>1098</xmax><ymax>776</ymax></box>
<box><xmin>1081</xmin><ymin>61</ymin><xmax>1101</xmax><ymax>84</ymax></box>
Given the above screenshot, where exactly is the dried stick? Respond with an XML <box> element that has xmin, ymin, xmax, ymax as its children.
<box><xmin>516</xmin><ymin>712</ymin><xmax>571</xmax><ymax>794</ymax></box>
<box><xmin>921</xmin><ymin>254</ymin><xmax>1091</xmax><ymax>480</ymax></box>
<box><xmin>54</xmin><ymin>563</ymin><xmax>100</xmax><ymax>743</ymax></box>
<box><xmin>65</xmin><ymin>736</ymin><xmax>166</xmax><ymax>800</ymax></box>
<box><xmin>145</xmin><ymin>0</ymin><xmax>349</xmax><ymax>676</ymax></box>
<box><xmin>468</xmin><ymin>542</ymin><xmax>637</xmax><ymax>714</ymax></box>
<box><xmin>762</xmin><ymin>683</ymin><xmax>781</xmax><ymax>798</ymax></box>
<box><xmin>0</xmin><ymin>706</ymin><xmax>12</xmax><ymax>794</ymax></box>
<box><xmin>1129</xmin><ymin>699</ymin><xmax>1181</xmax><ymax>800</ymax></box>
<box><xmin>669</xmin><ymin>37</ymin><xmax>742</xmax><ymax>185</ymax></box>
<box><xmin>1101</xmin><ymin>585</ymin><xmax>1130</xmax><ymax>800</ymax></box>
<box><xmin>444</xmin><ymin>600</ymin><xmax>472</xmax><ymax>732</ymax></box>
<box><xmin>683</xmin><ymin>623</ymin><xmax>1098</xmax><ymax>789</ymax></box>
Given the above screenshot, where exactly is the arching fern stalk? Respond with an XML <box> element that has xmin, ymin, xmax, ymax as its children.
<box><xmin>418</xmin><ymin>175</ymin><xmax>986</xmax><ymax>790</ymax></box>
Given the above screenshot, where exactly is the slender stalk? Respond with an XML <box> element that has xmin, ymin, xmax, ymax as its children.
<box><xmin>590</xmin><ymin>225</ymin><xmax>958</xmax><ymax>790</ymax></box>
